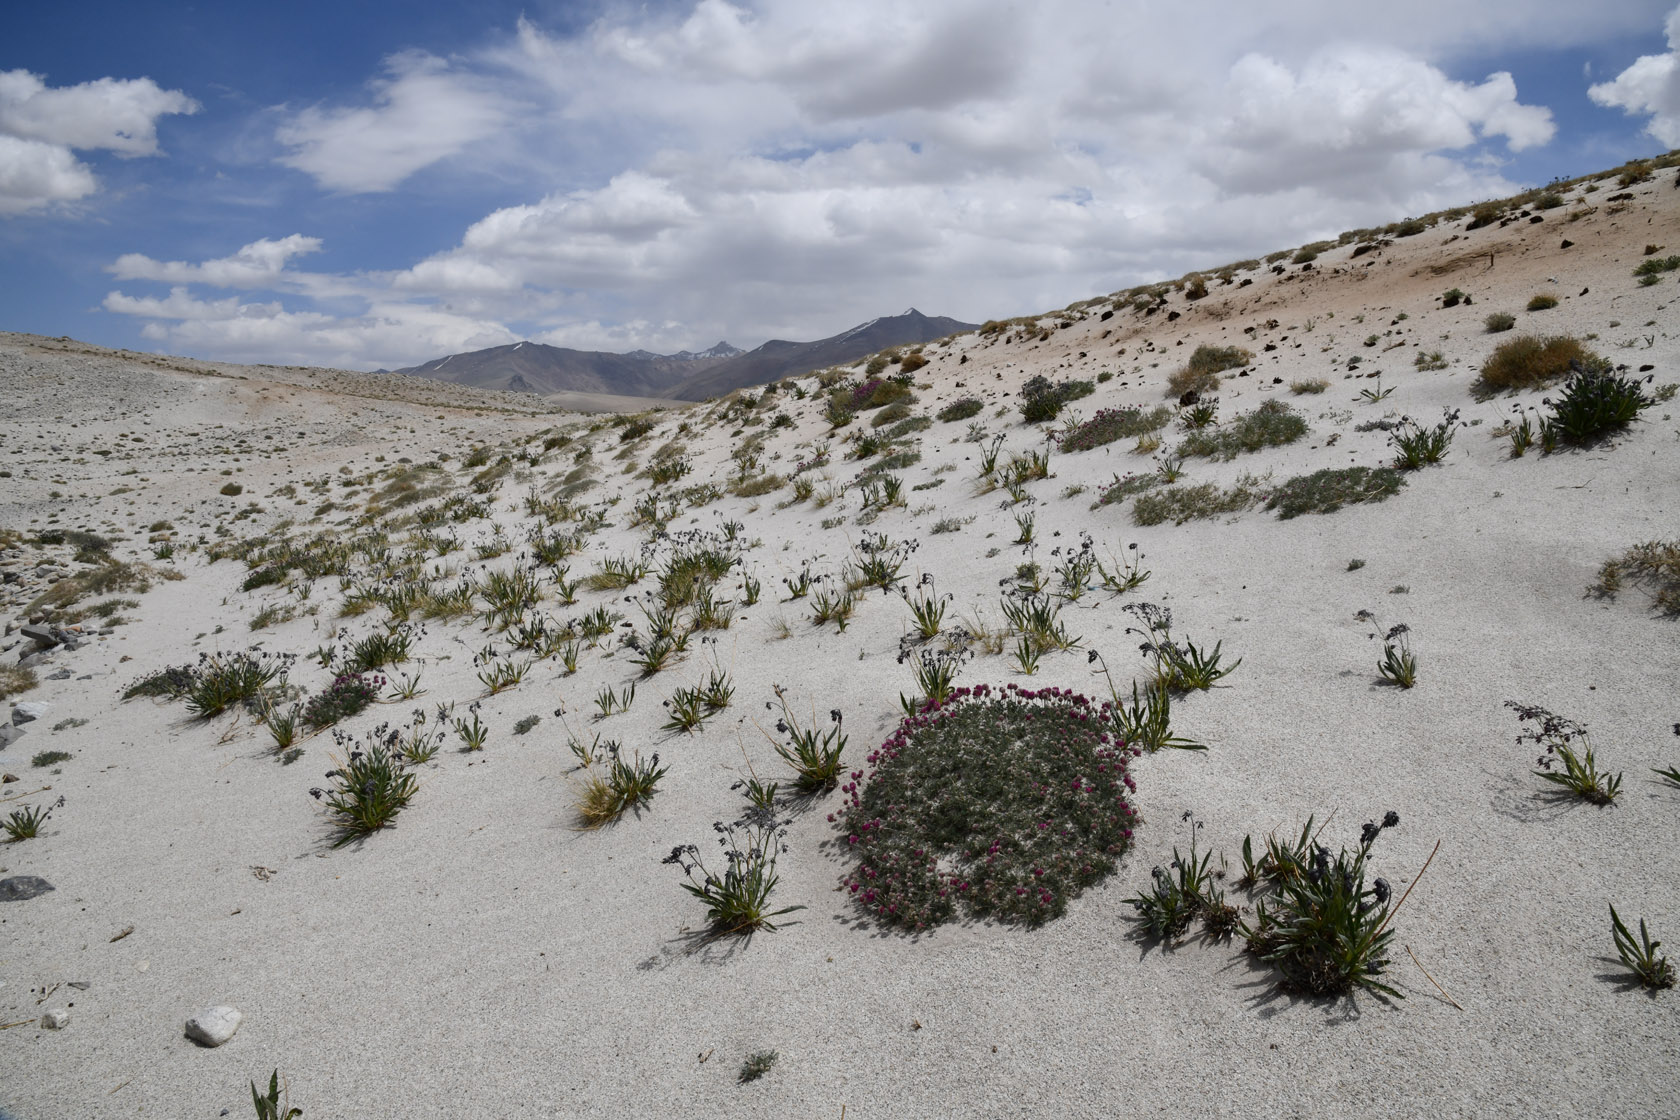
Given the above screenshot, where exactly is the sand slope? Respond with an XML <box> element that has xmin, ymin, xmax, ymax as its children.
<box><xmin>1</xmin><ymin>169</ymin><xmax>1677</xmax><ymax>1119</ymax></box>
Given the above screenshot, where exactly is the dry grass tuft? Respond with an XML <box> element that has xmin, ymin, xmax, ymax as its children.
<box><xmin>1475</xmin><ymin>335</ymin><xmax>1599</xmax><ymax>395</ymax></box>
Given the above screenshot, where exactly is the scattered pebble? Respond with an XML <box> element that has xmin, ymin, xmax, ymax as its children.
<box><xmin>184</xmin><ymin>1005</ymin><xmax>243</xmax><ymax>1047</ymax></box>
<box><xmin>0</xmin><ymin>875</ymin><xmax>55</xmax><ymax>902</ymax></box>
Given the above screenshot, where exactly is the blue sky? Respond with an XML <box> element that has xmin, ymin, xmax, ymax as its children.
<box><xmin>3</xmin><ymin>0</ymin><xmax>1679</xmax><ymax>370</ymax></box>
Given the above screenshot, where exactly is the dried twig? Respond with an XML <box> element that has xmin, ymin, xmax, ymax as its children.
<box><xmin>1406</xmin><ymin>944</ymin><xmax>1464</xmax><ymax>1010</ymax></box>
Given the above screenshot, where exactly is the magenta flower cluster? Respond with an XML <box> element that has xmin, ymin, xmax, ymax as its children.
<box><xmin>831</xmin><ymin>682</ymin><xmax>1139</xmax><ymax>931</ymax></box>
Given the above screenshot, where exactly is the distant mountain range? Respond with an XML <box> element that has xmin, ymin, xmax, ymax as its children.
<box><xmin>390</xmin><ymin>309</ymin><xmax>976</xmax><ymax>402</ymax></box>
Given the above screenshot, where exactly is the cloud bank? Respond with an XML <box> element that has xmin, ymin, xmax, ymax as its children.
<box><xmin>0</xmin><ymin>69</ymin><xmax>197</xmax><ymax>214</ymax></box>
<box><xmin>106</xmin><ymin>0</ymin><xmax>1678</xmax><ymax>369</ymax></box>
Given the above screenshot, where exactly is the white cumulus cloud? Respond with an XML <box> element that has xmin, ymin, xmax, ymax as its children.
<box><xmin>1590</xmin><ymin>4</ymin><xmax>1680</xmax><ymax>146</ymax></box>
<box><xmin>0</xmin><ymin>68</ymin><xmax>197</xmax><ymax>214</ymax></box>
<box><xmin>275</xmin><ymin>51</ymin><xmax>510</xmax><ymax>192</ymax></box>
<box><xmin>110</xmin><ymin>235</ymin><xmax>324</xmax><ymax>289</ymax></box>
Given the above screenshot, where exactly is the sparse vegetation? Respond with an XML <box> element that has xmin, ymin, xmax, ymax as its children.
<box><xmin>1592</xmin><ymin>540</ymin><xmax>1680</xmax><ymax>616</ymax></box>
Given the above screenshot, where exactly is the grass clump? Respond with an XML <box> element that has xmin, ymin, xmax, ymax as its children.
<box><xmin>1610</xmin><ymin>905</ymin><xmax>1676</xmax><ymax>990</ymax></box>
<box><xmin>836</xmin><ymin>683</ymin><xmax>1138</xmax><ymax>930</ymax></box>
<box><xmin>184</xmin><ymin>651</ymin><xmax>293</xmax><ymax>719</ymax></box>
<box><xmin>0</xmin><ymin>665</ymin><xmax>39</xmax><ymax>700</ymax></box>
<box><xmin>3</xmin><ymin>797</ymin><xmax>62</xmax><ymax>842</ymax></box>
<box><xmin>1167</xmin><ymin>345</ymin><xmax>1252</xmax><ymax>397</ymax></box>
<box><xmin>730</xmin><ymin>473</ymin><xmax>785</xmax><ymax>498</ymax></box>
<box><xmin>1592</xmin><ymin>540</ymin><xmax>1680</xmax><ymax>616</ymax></box>
<box><xmin>576</xmin><ymin>745</ymin><xmax>667</xmax><ymax>826</ymax></box>
<box><xmin>765</xmin><ymin>688</ymin><xmax>847</xmax><ymax>793</ymax></box>
<box><xmin>1177</xmin><ymin>399</ymin><xmax>1306</xmax><ymax>459</ymax></box>
<box><xmin>1126</xmin><ymin>817</ymin><xmax>1233</xmax><ymax>941</ymax></box>
<box><xmin>1265</xmin><ymin>466</ymin><xmax>1404</xmax><ymax>519</ymax></box>
<box><xmin>1057</xmin><ymin>406</ymin><xmax>1172</xmax><ymax>451</ymax></box>
<box><xmin>1476</xmin><ymin>335</ymin><xmax>1600</xmax><ymax>394</ymax></box>
<box><xmin>31</xmin><ymin>750</ymin><xmax>72</xmax><ymax>768</ymax></box>
<box><xmin>1094</xmin><ymin>472</ymin><xmax>1159</xmax><ymax>508</ymax></box>
<box><xmin>1289</xmin><ymin>378</ymin><xmax>1329</xmax><ymax>395</ymax></box>
<box><xmin>1485</xmin><ymin>312</ymin><xmax>1516</xmax><ymax>333</ymax></box>
<box><xmin>937</xmin><ymin>398</ymin><xmax>984</xmax><ymax>423</ymax></box>
<box><xmin>1527</xmin><ymin>293</ymin><xmax>1559</xmax><ymax>311</ymax></box>
<box><xmin>1389</xmin><ymin>409</ymin><xmax>1460</xmax><ymax>469</ymax></box>
<box><xmin>738</xmin><ymin>1050</ymin><xmax>779</xmax><ymax>1083</ymax></box>
<box><xmin>1633</xmin><ymin>254</ymin><xmax>1680</xmax><ymax>281</ymax></box>
<box><xmin>1240</xmin><ymin>812</ymin><xmax>1411</xmax><ymax>998</ymax></box>
<box><xmin>309</xmin><ymin>735</ymin><xmax>418</xmax><ymax>847</ymax></box>
<box><xmin>665</xmin><ymin>811</ymin><xmax>804</xmax><ymax>936</ymax></box>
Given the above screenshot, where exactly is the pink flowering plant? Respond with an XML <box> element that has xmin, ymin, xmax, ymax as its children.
<box><xmin>301</xmin><ymin>672</ymin><xmax>384</xmax><ymax>729</ymax></box>
<box><xmin>832</xmin><ymin>683</ymin><xmax>1139</xmax><ymax>930</ymax></box>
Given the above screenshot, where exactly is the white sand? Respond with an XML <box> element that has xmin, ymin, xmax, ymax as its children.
<box><xmin>1</xmin><ymin>170</ymin><xmax>1678</xmax><ymax>1118</ymax></box>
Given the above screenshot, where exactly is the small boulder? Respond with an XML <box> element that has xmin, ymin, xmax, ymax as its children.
<box><xmin>0</xmin><ymin>875</ymin><xmax>55</xmax><ymax>901</ymax></box>
<box><xmin>20</xmin><ymin>623</ymin><xmax>57</xmax><ymax>648</ymax></box>
<box><xmin>11</xmin><ymin>701</ymin><xmax>50</xmax><ymax>725</ymax></box>
<box><xmin>0</xmin><ymin>724</ymin><xmax>24</xmax><ymax>748</ymax></box>
<box><xmin>184</xmin><ymin>1006</ymin><xmax>243</xmax><ymax>1047</ymax></box>
<box><xmin>41</xmin><ymin>1008</ymin><xmax>69</xmax><ymax>1030</ymax></box>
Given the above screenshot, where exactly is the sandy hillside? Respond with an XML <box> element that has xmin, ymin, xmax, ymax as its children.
<box><xmin>1</xmin><ymin>161</ymin><xmax>1678</xmax><ymax>1120</ymax></box>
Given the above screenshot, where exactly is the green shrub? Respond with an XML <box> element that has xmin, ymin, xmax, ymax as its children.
<box><xmin>1177</xmin><ymin>399</ymin><xmax>1306</xmax><ymax>459</ymax></box>
<box><xmin>837</xmin><ymin>683</ymin><xmax>1138</xmax><ymax>930</ymax></box>
<box><xmin>871</xmin><ymin>401</ymin><xmax>913</xmax><ymax>428</ymax></box>
<box><xmin>1539</xmin><ymin>366</ymin><xmax>1653</xmax><ymax>449</ymax></box>
<box><xmin>1466</xmin><ymin>201</ymin><xmax>1503</xmax><ymax>229</ymax></box>
<box><xmin>618</xmin><ymin>417</ymin><xmax>657</xmax><ymax>442</ymax></box>
<box><xmin>300</xmin><ymin>673</ymin><xmax>382</xmax><ymax>728</ymax></box>
<box><xmin>1133</xmin><ymin>477</ymin><xmax>1265</xmax><ymax>526</ymax></box>
<box><xmin>1485</xmin><ymin>312</ymin><xmax>1516</xmax><ymax>333</ymax></box>
<box><xmin>1265</xmin><ymin>466</ymin><xmax>1405</xmax><ymax>519</ymax></box>
<box><xmin>937</xmin><ymin>398</ymin><xmax>984</xmax><ymax>423</ymax></box>
<box><xmin>1168</xmin><ymin>345</ymin><xmax>1251</xmax><ymax>397</ymax></box>
<box><xmin>1018</xmin><ymin>376</ymin><xmax>1093</xmax><ymax>423</ymax></box>
<box><xmin>1633</xmin><ymin>254</ymin><xmax>1680</xmax><ymax>280</ymax></box>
